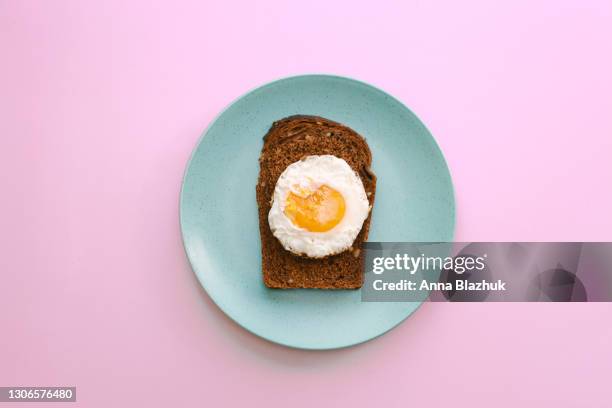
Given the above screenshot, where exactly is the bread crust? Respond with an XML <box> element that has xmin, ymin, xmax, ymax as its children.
<box><xmin>256</xmin><ymin>115</ymin><xmax>376</xmax><ymax>289</ymax></box>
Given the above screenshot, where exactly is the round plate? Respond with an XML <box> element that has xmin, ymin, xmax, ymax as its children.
<box><xmin>180</xmin><ymin>75</ymin><xmax>455</xmax><ymax>349</ymax></box>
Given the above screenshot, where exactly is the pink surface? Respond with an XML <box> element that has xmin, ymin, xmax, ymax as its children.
<box><xmin>2</xmin><ymin>1</ymin><xmax>611</xmax><ymax>407</ymax></box>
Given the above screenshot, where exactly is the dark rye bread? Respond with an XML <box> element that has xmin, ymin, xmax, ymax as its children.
<box><xmin>256</xmin><ymin>115</ymin><xmax>376</xmax><ymax>289</ymax></box>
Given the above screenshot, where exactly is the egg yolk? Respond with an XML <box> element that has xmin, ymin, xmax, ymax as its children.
<box><xmin>284</xmin><ymin>185</ymin><xmax>346</xmax><ymax>232</ymax></box>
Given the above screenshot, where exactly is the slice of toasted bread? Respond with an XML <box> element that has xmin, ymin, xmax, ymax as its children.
<box><xmin>256</xmin><ymin>115</ymin><xmax>376</xmax><ymax>289</ymax></box>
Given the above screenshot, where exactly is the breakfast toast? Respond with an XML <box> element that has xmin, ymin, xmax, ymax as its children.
<box><xmin>256</xmin><ymin>115</ymin><xmax>376</xmax><ymax>289</ymax></box>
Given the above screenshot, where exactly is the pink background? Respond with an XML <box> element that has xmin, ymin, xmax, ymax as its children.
<box><xmin>2</xmin><ymin>1</ymin><xmax>611</xmax><ymax>407</ymax></box>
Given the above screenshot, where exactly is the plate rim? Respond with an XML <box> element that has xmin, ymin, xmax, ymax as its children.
<box><xmin>179</xmin><ymin>73</ymin><xmax>456</xmax><ymax>350</ymax></box>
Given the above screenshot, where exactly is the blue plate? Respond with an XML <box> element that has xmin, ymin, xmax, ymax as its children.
<box><xmin>180</xmin><ymin>75</ymin><xmax>455</xmax><ymax>349</ymax></box>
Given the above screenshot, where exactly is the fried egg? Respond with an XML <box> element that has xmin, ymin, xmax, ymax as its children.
<box><xmin>268</xmin><ymin>155</ymin><xmax>370</xmax><ymax>258</ymax></box>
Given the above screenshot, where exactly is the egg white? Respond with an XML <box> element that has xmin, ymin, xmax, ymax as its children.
<box><xmin>268</xmin><ymin>155</ymin><xmax>370</xmax><ymax>258</ymax></box>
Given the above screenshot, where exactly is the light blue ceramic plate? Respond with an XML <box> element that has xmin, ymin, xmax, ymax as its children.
<box><xmin>180</xmin><ymin>75</ymin><xmax>455</xmax><ymax>350</ymax></box>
